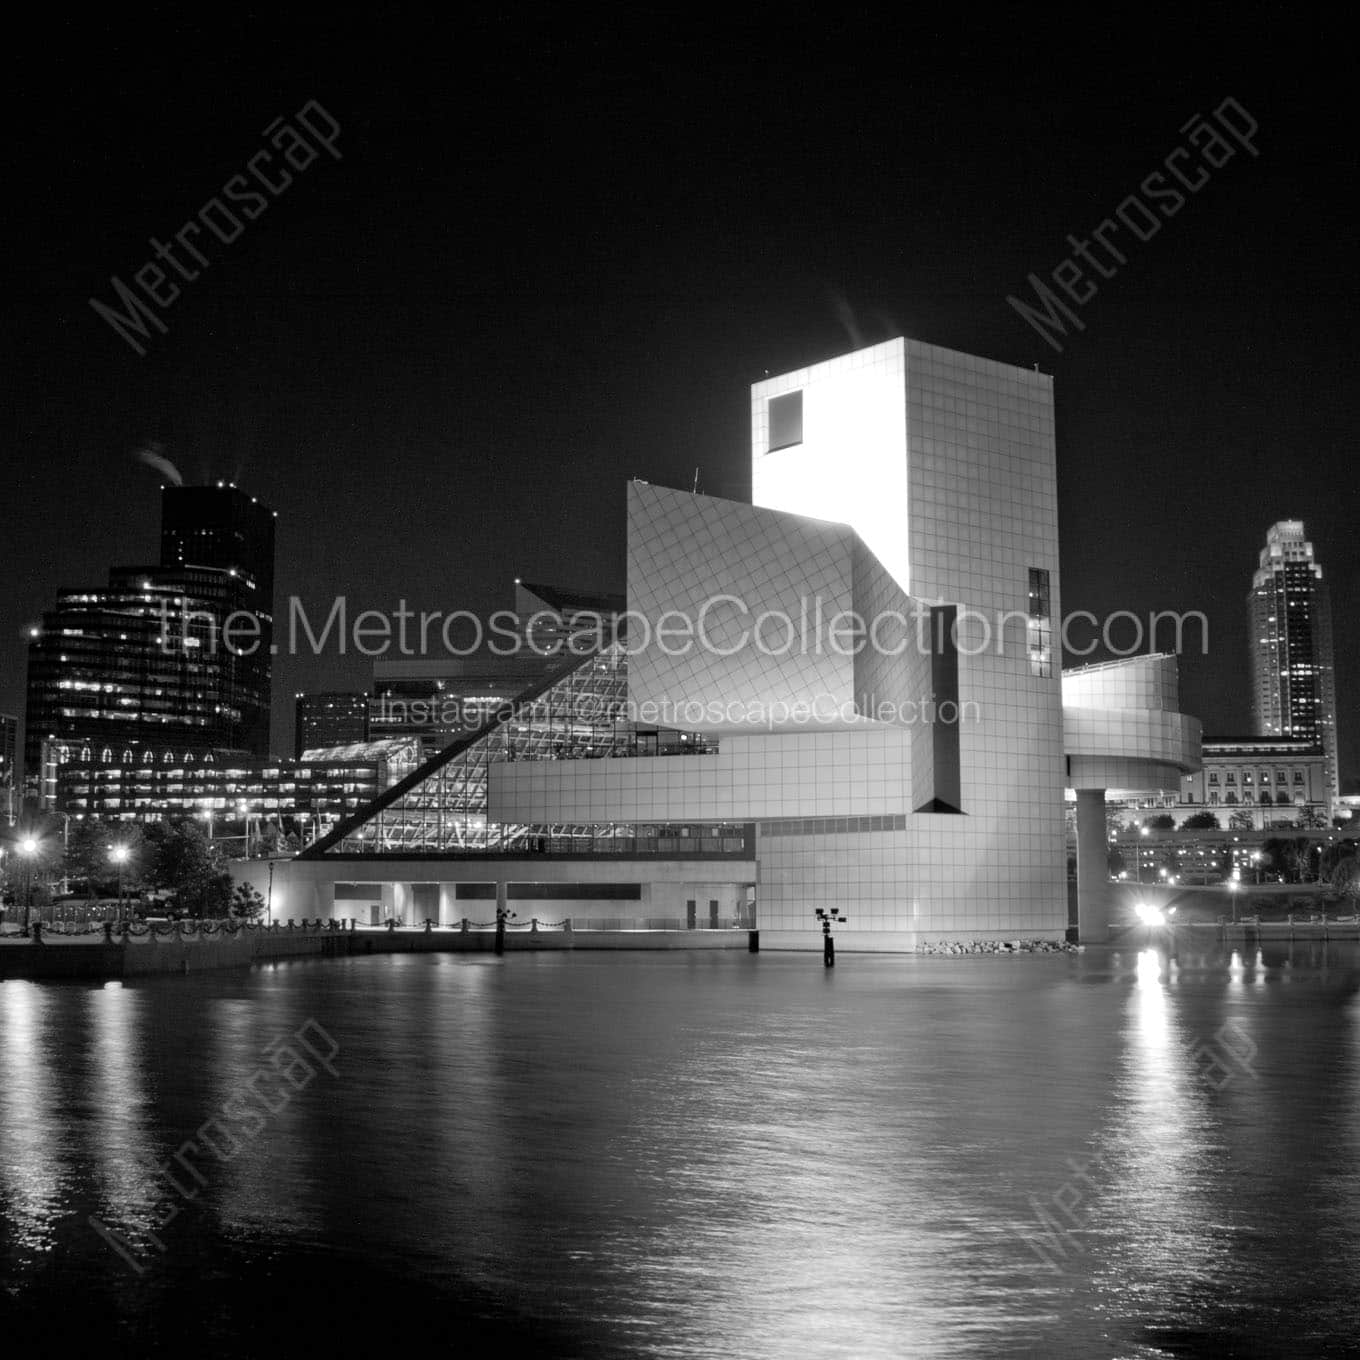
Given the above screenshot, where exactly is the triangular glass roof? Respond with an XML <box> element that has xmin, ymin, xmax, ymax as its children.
<box><xmin>302</xmin><ymin>640</ymin><xmax>718</xmax><ymax>857</ymax></box>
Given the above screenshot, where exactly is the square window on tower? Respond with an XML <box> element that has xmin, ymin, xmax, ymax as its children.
<box><xmin>768</xmin><ymin>391</ymin><xmax>803</xmax><ymax>452</ymax></box>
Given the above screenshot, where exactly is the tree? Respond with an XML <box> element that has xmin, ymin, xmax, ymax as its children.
<box><xmin>1318</xmin><ymin>839</ymin><xmax>1358</xmax><ymax>882</ymax></box>
<box><xmin>1297</xmin><ymin>805</ymin><xmax>1328</xmax><ymax>830</ymax></box>
<box><xmin>66</xmin><ymin>819</ymin><xmax>144</xmax><ymax>898</ymax></box>
<box><xmin>229</xmin><ymin>881</ymin><xmax>266</xmax><ymax>919</ymax></box>
<box><xmin>1146</xmin><ymin>814</ymin><xmax>1175</xmax><ymax>830</ymax></box>
<box><xmin>1106</xmin><ymin>804</ymin><xmax>1137</xmax><ymax>840</ymax></box>
<box><xmin>1228</xmin><ymin>809</ymin><xmax>1254</xmax><ymax>832</ymax></box>
<box><xmin>1332</xmin><ymin>857</ymin><xmax>1360</xmax><ymax>911</ymax></box>
<box><xmin>252</xmin><ymin>819</ymin><xmax>282</xmax><ymax>857</ymax></box>
<box><xmin>143</xmin><ymin>821</ymin><xmax>233</xmax><ymax>918</ymax></box>
<box><xmin>1260</xmin><ymin>838</ymin><xmax>1288</xmax><ymax>881</ymax></box>
<box><xmin>1181</xmin><ymin>811</ymin><xmax>1220</xmax><ymax>830</ymax></box>
<box><xmin>1278</xmin><ymin>837</ymin><xmax>1316</xmax><ymax>884</ymax></box>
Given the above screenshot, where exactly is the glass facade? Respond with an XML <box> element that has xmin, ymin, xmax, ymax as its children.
<box><xmin>55</xmin><ymin>753</ymin><xmax>382</xmax><ymax>822</ymax></box>
<box><xmin>311</xmin><ymin>641</ymin><xmax>741</xmax><ymax>857</ymax></box>
<box><xmin>24</xmin><ymin>485</ymin><xmax>276</xmax><ymax>775</ymax></box>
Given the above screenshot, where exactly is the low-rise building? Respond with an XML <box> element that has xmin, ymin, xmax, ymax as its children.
<box><xmin>51</xmin><ymin>743</ymin><xmax>386</xmax><ymax>848</ymax></box>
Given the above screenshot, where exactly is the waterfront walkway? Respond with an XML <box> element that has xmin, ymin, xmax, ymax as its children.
<box><xmin>0</xmin><ymin>919</ymin><xmax>751</xmax><ymax>980</ymax></box>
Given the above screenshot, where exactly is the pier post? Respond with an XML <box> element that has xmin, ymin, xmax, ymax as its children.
<box><xmin>748</xmin><ymin>929</ymin><xmax>759</xmax><ymax>953</ymax></box>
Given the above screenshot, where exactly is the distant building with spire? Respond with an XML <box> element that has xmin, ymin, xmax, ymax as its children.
<box><xmin>1248</xmin><ymin>520</ymin><xmax>1338</xmax><ymax>803</ymax></box>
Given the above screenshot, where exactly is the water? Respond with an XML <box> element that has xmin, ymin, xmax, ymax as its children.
<box><xmin>2</xmin><ymin>942</ymin><xmax>1359</xmax><ymax>1358</ymax></box>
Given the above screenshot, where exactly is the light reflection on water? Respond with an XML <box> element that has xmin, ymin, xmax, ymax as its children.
<box><xmin>2</xmin><ymin>943</ymin><xmax>1360</xmax><ymax>1357</ymax></box>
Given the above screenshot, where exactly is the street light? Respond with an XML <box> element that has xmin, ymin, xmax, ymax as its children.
<box><xmin>109</xmin><ymin>844</ymin><xmax>130</xmax><ymax>919</ymax></box>
<box><xmin>815</xmin><ymin>906</ymin><xmax>844</xmax><ymax>967</ymax></box>
<box><xmin>18</xmin><ymin>836</ymin><xmax>39</xmax><ymax>935</ymax></box>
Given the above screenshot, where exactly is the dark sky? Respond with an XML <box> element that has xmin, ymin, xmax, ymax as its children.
<box><xmin>5</xmin><ymin>17</ymin><xmax>1357</xmax><ymax>782</ymax></box>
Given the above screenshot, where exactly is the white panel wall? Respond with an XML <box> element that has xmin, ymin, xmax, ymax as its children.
<box><xmin>489</xmin><ymin>731</ymin><xmax>912</xmax><ymax>822</ymax></box>
<box><xmin>752</xmin><ymin>337</ymin><xmax>910</xmax><ymax>592</ymax></box>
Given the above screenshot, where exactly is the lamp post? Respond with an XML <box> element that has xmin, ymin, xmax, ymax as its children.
<box><xmin>18</xmin><ymin>835</ymin><xmax>39</xmax><ymax>935</ymax></box>
<box><xmin>1229</xmin><ymin>875</ymin><xmax>1240</xmax><ymax>924</ymax></box>
<box><xmin>110</xmin><ymin>844</ymin><xmax>129</xmax><ymax>920</ymax></box>
<box><xmin>267</xmin><ymin>858</ymin><xmax>275</xmax><ymax>926</ymax></box>
<box><xmin>815</xmin><ymin>906</ymin><xmax>844</xmax><ymax>967</ymax></box>
<box><xmin>200</xmin><ymin>806</ymin><xmax>214</xmax><ymax>842</ymax></box>
<box><xmin>1138</xmin><ymin>825</ymin><xmax>1150</xmax><ymax>884</ymax></box>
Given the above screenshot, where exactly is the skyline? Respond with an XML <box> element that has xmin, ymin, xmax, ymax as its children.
<box><xmin>6</xmin><ymin>19</ymin><xmax>1357</xmax><ymax>781</ymax></box>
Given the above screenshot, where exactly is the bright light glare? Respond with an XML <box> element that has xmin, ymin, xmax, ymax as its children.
<box><xmin>752</xmin><ymin>365</ymin><xmax>910</xmax><ymax>591</ymax></box>
<box><xmin>1134</xmin><ymin>902</ymin><xmax>1165</xmax><ymax>926</ymax></box>
<box><xmin>109</xmin><ymin>845</ymin><xmax>130</xmax><ymax>864</ymax></box>
<box><xmin>19</xmin><ymin>837</ymin><xmax>38</xmax><ymax>855</ymax></box>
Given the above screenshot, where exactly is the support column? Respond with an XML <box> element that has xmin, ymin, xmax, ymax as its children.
<box><xmin>1075</xmin><ymin>788</ymin><xmax>1112</xmax><ymax>944</ymax></box>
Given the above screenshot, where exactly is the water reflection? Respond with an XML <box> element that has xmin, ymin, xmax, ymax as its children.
<box><xmin>3</xmin><ymin>946</ymin><xmax>1360</xmax><ymax>1356</ymax></box>
<box><xmin>0</xmin><ymin>983</ymin><xmax>64</xmax><ymax>1255</ymax></box>
<box><xmin>86</xmin><ymin>981</ymin><xmax>163</xmax><ymax>1247</ymax></box>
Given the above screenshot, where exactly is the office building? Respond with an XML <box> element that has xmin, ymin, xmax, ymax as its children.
<box><xmin>1249</xmin><ymin>521</ymin><xmax>1339</xmax><ymax>802</ymax></box>
<box><xmin>295</xmin><ymin>692</ymin><xmax>369</xmax><ymax>758</ymax></box>
<box><xmin>0</xmin><ymin>713</ymin><xmax>16</xmax><ymax>820</ymax></box>
<box><xmin>50</xmin><ymin>744</ymin><xmax>387</xmax><ymax>846</ymax></box>
<box><xmin>1179</xmin><ymin>736</ymin><xmax>1328</xmax><ymax>826</ymax></box>
<box><xmin>24</xmin><ymin>483</ymin><xmax>277</xmax><ymax>780</ymax></box>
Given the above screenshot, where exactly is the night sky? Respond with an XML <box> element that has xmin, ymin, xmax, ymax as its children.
<box><xmin>6</xmin><ymin>19</ymin><xmax>1357</xmax><ymax>782</ymax></box>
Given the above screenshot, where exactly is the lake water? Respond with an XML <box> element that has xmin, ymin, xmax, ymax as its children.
<box><xmin>2</xmin><ymin>941</ymin><xmax>1359</xmax><ymax>1358</ymax></box>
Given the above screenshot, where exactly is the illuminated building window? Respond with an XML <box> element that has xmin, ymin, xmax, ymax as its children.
<box><xmin>768</xmin><ymin>391</ymin><xmax>803</xmax><ymax>452</ymax></box>
<box><xmin>1027</xmin><ymin>567</ymin><xmax>1051</xmax><ymax>677</ymax></box>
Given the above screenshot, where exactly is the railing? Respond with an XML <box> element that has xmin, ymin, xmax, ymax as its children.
<box><xmin>354</xmin><ymin>916</ymin><xmax>753</xmax><ymax>933</ymax></box>
<box><xmin>0</xmin><ymin>918</ymin><xmax>357</xmax><ymax>943</ymax></box>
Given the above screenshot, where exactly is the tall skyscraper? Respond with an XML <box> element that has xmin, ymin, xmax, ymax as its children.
<box><xmin>160</xmin><ymin>483</ymin><xmax>276</xmax><ymax>755</ymax></box>
<box><xmin>0</xmin><ymin>712</ymin><xmax>16</xmax><ymax>820</ymax></box>
<box><xmin>24</xmin><ymin>483</ymin><xmax>277</xmax><ymax>778</ymax></box>
<box><xmin>1248</xmin><ymin>520</ymin><xmax>1338</xmax><ymax>802</ymax></box>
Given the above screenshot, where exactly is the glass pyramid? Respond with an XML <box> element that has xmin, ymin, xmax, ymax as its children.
<box><xmin>304</xmin><ymin>640</ymin><xmax>734</xmax><ymax>857</ymax></box>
